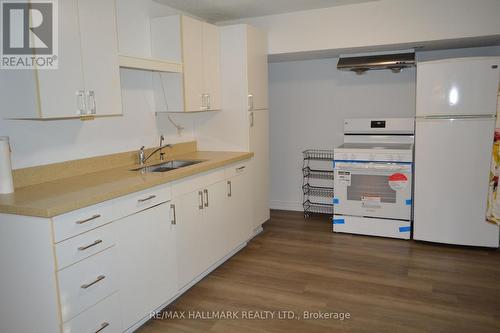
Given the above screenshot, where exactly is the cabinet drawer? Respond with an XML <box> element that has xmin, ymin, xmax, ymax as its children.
<box><xmin>58</xmin><ymin>248</ymin><xmax>118</xmax><ymax>322</ymax></box>
<box><xmin>55</xmin><ymin>222</ymin><xmax>116</xmax><ymax>271</ymax></box>
<box><xmin>225</xmin><ymin>160</ymin><xmax>250</xmax><ymax>178</ymax></box>
<box><xmin>52</xmin><ymin>184</ymin><xmax>171</xmax><ymax>243</ymax></box>
<box><xmin>117</xmin><ymin>184</ymin><xmax>171</xmax><ymax>217</ymax></box>
<box><xmin>172</xmin><ymin>168</ymin><xmax>225</xmax><ymax>197</ymax></box>
<box><xmin>63</xmin><ymin>293</ymin><xmax>121</xmax><ymax>333</ymax></box>
<box><xmin>52</xmin><ymin>199</ymin><xmax>116</xmax><ymax>243</ymax></box>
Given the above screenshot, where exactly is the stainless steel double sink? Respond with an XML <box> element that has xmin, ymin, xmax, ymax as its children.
<box><xmin>130</xmin><ymin>160</ymin><xmax>204</xmax><ymax>173</ymax></box>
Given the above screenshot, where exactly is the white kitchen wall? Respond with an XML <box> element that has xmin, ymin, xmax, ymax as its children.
<box><xmin>268</xmin><ymin>58</ymin><xmax>416</xmax><ymax>211</ymax></box>
<box><xmin>219</xmin><ymin>0</ymin><xmax>500</xmax><ymax>58</ymax></box>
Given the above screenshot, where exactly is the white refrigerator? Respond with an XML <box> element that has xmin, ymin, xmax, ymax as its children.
<box><xmin>414</xmin><ymin>57</ymin><xmax>500</xmax><ymax>247</ymax></box>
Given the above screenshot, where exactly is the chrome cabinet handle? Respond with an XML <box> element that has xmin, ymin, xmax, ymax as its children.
<box><xmin>81</xmin><ymin>275</ymin><xmax>106</xmax><ymax>289</ymax></box>
<box><xmin>236</xmin><ymin>166</ymin><xmax>246</xmax><ymax>172</ymax></box>
<box><xmin>78</xmin><ymin>239</ymin><xmax>103</xmax><ymax>251</ymax></box>
<box><xmin>227</xmin><ymin>181</ymin><xmax>232</xmax><ymax>197</ymax></box>
<box><xmin>204</xmin><ymin>189</ymin><xmax>209</xmax><ymax>207</ymax></box>
<box><xmin>171</xmin><ymin>204</ymin><xmax>176</xmax><ymax>225</ymax></box>
<box><xmin>198</xmin><ymin>191</ymin><xmax>204</xmax><ymax>210</ymax></box>
<box><xmin>94</xmin><ymin>322</ymin><xmax>110</xmax><ymax>333</ymax></box>
<box><xmin>76</xmin><ymin>90</ymin><xmax>86</xmax><ymax>115</ymax></box>
<box><xmin>201</xmin><ymin>94</ymin><xmax>208</xmax><ymax>110</ymax></box>
<box><xmin>75</xmin><ymin>214</ymin><xmax>101</xmax><ymax>225</ymax></box>
<box><xmin>250</xmin><ymin>112</ymin><xmax>254</xmax><ymax>127</ymax></box>
<box><xmin>87</xmin><ymin>90</ymin><xmax>96</xmax><ymax>115</ymax></box>
<box><xmin>206</xmin><ymin>94</ymin><xmax>211</xmax><ymax>109</ymax></box>
<box><xmin>138</xmin><ymin>195</ymin><xmax>156</xmax><ymax>203</ymax></box>
<box><xmin>248</xmin><ymin>94</ymin><xmax>254</xmax><ymax>110</ymax></box>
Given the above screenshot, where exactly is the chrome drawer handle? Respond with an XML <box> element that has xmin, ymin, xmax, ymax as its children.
<box><xmin>81</xmin><ymin>275</ymin><xmax>106</xmax><ymax>289</ymax></box>
<box><xmin>199</xmin><ymin>191</ymin><xmax>204</xmax><ymax>210</ymax></box>
<box><xmin>170</xmin><ymin>204</ymin><xmax>176</xmax><ymax>225</ymax></box>
<box><xmin>75</xmin><ymin>214</ymin><xmax>101</xmax><ymax>225</ymax></box>
<box><xmin>95</xmin><ymin>322</ymin><xmax>110</xmax><ymax>333</ymax></box>
<box><xmin>78</xmin><ymin>239</ymin><xmax>103</xmax><ymax>251</ymax></box>
<box><xmin>236</xmin><ymin>166</ymin><xmax>246</xmax><ymax>172</ymax></box>
<box><xmin>138</xmin><ymin>195</ymin><xmax>156</xmax><ymax>203</ymax></box>
<box><xmin>204</xmin><ymin>189</ymin><xmax>209</xmax><ymax>208</ymax></box>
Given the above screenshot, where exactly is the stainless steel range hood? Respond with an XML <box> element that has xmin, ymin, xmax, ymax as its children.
<box><xmin>337</xmin><ymin>52</ymin><xmax>415</xmax><ymax>74</ymax></box>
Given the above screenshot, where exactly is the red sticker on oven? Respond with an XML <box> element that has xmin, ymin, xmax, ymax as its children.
<box><xmin>388</xmin><ymin>173</ymin><xmax>408</xmax><ymax>191</ymax></box>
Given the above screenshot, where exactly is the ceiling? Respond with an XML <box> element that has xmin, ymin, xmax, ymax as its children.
<box><xmin>154</xmin><ymin>0</ymin><xmax>378</xmax><ymax>23</ymax></box>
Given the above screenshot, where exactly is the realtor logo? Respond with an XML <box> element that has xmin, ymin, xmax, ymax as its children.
<box><xmin>1</xmin><ymin>0</ymin><xmax>58</xmax><ymax>69</ymax></box>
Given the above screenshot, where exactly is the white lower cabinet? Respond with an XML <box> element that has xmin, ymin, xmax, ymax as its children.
<box><xmin>225</xmin><ymin>165</ymin><xmax>253</xmax><ymax>250</ymax></box>
<box><xmin>116</xmin><ymin>201</ymin><xmax>177</xmax><ymax>331</ymax></box>
<box><xmin>173</xmin><ymin>187</ymin><xmax>208</xmax><ymax>289</ymax></box>
<box><xmin>173</xmin><ymin>161</ymin><xmax>252</xmax><ymax>290</ymax></box>
<box><xmin>250</xmin><ymin>110</ymin><xmax>270</xmax><ymax>228</ymax></box>
<box><xmin>0</xmin><ymin>162</ymin><xmax>252</xmax><ymax>333</ymax></box>
<box><xmin>203</xmin><ymin>179</ymin><xmax>231</xmax><ymax>266</ymax></box>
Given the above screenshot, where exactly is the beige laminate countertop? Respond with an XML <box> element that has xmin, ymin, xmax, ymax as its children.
<box><xmin>0</xmin><ymin>151</ymin><xmax>253</xmax><ymax>218</ymax></box>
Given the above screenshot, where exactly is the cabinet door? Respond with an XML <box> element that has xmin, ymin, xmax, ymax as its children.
<box><xmin>181</xmin><ymin>15</ymin><xmax>204</xmax><ymax>112</ymax></box>
<box><xmin>203</xmin><ymin>180</ymin><xmax>230</xmax><ymax>264</ymax></box>
<box><xmin>78</xmin><ymin>0</ymin><xmax>122</xmax><ymax>116</ymax></box>
<box><xmin>202</xmin><ymin>22</ymin><xmax>221</xmax><ymax>110</ymax></box>
<box><xmin>117</xmin><ymin>202</ymin><xmax>177</xmax><ymax>331</ymax></box>
<box><xmin>250</xmin><ymin>110</ymin><xmax>270</xmax><ymax>228</ymax></box>
<box><xmin>246</xmin><ymin>25</ymin><xmax>268</xmax><ymax>111</ymax></box>
<box><xmin>36</xmin><ymin>0</ymin><xmax>85</xmax><ymax>118</ymax></box>
<box><xmin>174</xmin><ymin>189</ymin><xmax>207</xmax><ymax>289</ymax></box>
<box><xmin>226</xmin><ymin>172</ymin><xmax>252</xmax><ymax>249</ymax></box>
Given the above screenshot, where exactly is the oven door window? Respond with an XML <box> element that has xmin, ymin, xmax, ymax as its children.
<box><xmin>347</xmin><ymin>174</ymin><xmax>397</xmax><ymax>204</ymax></box>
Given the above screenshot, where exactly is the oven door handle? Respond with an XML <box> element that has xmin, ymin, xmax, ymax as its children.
<box><xmin>334</xmin><ymin>162</ymin><xmax>411</xmax><ymax>172</ymax></box>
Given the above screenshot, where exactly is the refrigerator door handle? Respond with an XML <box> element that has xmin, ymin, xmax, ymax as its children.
<box><xmin>416</xmin><ymin>114</ymin><xmax>496</xmax><ymax>120</ymax></box>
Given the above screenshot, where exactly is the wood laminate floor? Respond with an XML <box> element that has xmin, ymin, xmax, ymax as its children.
<box><xmin>138</xmin><ymin>210</ymin><xmax>500</xmax><ymax>333</ymax></box>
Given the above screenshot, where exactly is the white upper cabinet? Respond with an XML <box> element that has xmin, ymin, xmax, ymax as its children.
<box><xmin>0</xmin><ymin>0</ymin><xmax>122</xmax><ymax>119</ymax></box>
<box><xmin>202</xmin><ymin>21</ymin><xmax>222</xmax><ymax>111</ymax></box>
<box><xmin>181</xmin><ymin>16</ymin><xmax>206</xmax><ymax>112</ymax></box>
<box><xmin>181</xmin><ymin>15</ymin><xmax>222</xmax><ymax>112</ymax></box>
<box><xmin>152</xmin><ymin>15</ymin><xmax>221</xmax><ymax>112</ymax></box>
<box><xmin>78</xmin><ymin>0</ymin><xmax>122</xmax><ymax>117</ymax></box>
<box><xmin>34</xmin><ymin>0</ymin><xmax>85</xmax><ymax>119</ymax></box>
<box><xmin>246</xmin><ymin>25</ymin><xmax>268</xmax><ymax>111</ymax></box>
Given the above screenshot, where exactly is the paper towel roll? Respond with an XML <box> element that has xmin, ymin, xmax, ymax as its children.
<box><xmin>0</xmin><ymin>137</ymin><xmax>14</xmax><ymax>194</ymax></box>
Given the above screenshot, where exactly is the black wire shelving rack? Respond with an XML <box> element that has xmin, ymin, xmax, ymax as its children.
<box><xmin>302</xmin><ymin>149</ymin><xmax>335</xmax><ymax>218</ymax></box>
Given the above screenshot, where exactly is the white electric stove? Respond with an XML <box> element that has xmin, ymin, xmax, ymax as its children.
<box><xmin>333</xmin><ymin>118</ymin><xmax>415</xmax><ymax>239</ymax></box>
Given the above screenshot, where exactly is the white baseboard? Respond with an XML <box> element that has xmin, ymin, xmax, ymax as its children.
<box><xmin>250</xmin><ymin>226</ymin><xmax>264</xmax><ymax>239</ymax></box>
<box><xmin>270</xmin><ymin>200</ymin><xmax>303</xmax><ymax>212</ymax></box>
